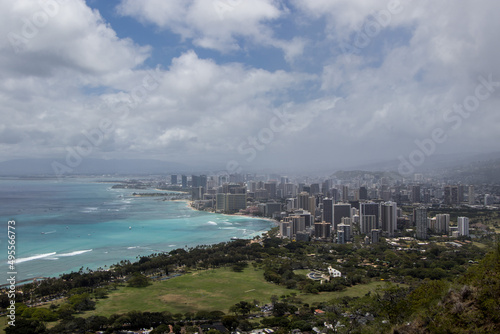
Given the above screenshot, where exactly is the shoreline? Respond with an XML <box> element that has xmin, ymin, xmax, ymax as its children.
<box><xmin>184</xmin><ymin>199</ymin><xmax>278</xmax><ymax>224</ymax></box>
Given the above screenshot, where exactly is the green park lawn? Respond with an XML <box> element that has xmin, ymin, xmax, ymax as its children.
<box><xmin>85</xmin><ymin>266</ymin><xmax>299</xmax><ymax>317</ymax></box>
<box><xmin>84</xmin><ymin>266</ymin><xmax>395</xmax><ymax>318</ymax></box>
<box><xmin>0</xmin><ymin>267</ymin><xmax>399</xmax><ymax>331</ymax></box>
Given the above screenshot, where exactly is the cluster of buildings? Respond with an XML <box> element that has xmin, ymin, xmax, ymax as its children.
<box><xmin>167</xmin><ymin>172</ymin><xmax>497</xmax><ymax>243</ymax></box>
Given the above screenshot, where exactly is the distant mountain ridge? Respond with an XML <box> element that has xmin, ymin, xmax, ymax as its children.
<box><xmin>349</xmin><ymin>151</ymin><xmax>500</xmax><ymax>173</ymax></box>
<box><xmin>0</xmin><ymin>158</ymin><xmax>190</xmax><ymax>176</ymax></box>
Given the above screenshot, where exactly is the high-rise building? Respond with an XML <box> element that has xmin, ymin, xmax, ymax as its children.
<box><xmin>468</xmin><ymin>185</ymin><xmax>475</xmax><ymax>205</ymax></box>
<box><xmin>423</xmin><ymin>191</ymin><xmax>431</xmax><ymax>203</ymax></box>
<box><xmin>457</xmin><ymin>217</ymin><xmax>469</xmax><ymax>236</ymax></box>
<box><xmin>310</xmin><ymin>183</ymin><xmax>321</xmax><ymax>195</ymax></box>
<box><xmin>181</xmin><ymin>175</ymin><xmax>187</xmax><ymax>188</ymax></box>
<box><xmin>381</xmin><ymin>201</ymin><xmax>397</xmax><ymax>236</ymax></box>
<box><xmin>360</xmin><ymin>202</ymin><xmax>380</xmax><ymax>229</ymax></box>
<box><xmin>330</xmin><ymin>188</ymin><xmax>339</xmax><ymax>202</ymax></box>
<box><xmin>371</xmin><ymin>229</ymin><xmax>380</xmax><ymax>243</ymax></box>
<box><xmin>290</xmin><ymin>215</ymin><xmax>306</xmax><ymax>235</ymax></box>
<box><xmin>223</xmin><ymin>184</ymin><xmax>245</xmax><ymax>194</ymax></box>
<box><xmin>322</xmin><ymin>198</ymin><xmax>334</xmax><ymax>225</ymax></box>
<box><xmin>200</xmin><ymin>175</ymin><xmax>207</xmax><ymax>189</ymax></box>
<box><xmin>435</xmin><ymin>214</ymin><xmax>450</xmax><ymax>234</ymax></box>
<box><xmin>192</xmin><ymin>175</ymin><xmax>200</xmax><ymax>188</ymax></box>
<box><xmin>359</xmin><ymin>187</ymin><xmax>368</xmax><ymax>200</ymax></box>
<box><xmin>254</xmin><ymin>189</ymin><xmax>269</xmax><ymax>200</ymax></box>
<box><xmin>337</xmin><ymin>230</ymin><xmax>346</xmax><ymax>244</ymax></box>
<box><xmin>412</xmin><ymin>185</ymin><xmax>421</xmax><ymax>203</ymax></box>
<box><xmin>300</xmin><ymin>212</ymin><xmax>314</xmax><ymax>228</ymax></box>
<box><xmin>361</xmin><ymin>215</ymin><xmax>377</xmax><ymax>234</ymax></box>
<box><xmin>216</xmin><ymin>193</ymin><xmax>247</xmax><ymax>213</ymax></box>
<box><xmin>415</xmin><ymin>207</ymin><xmax>428</xmax><ymax>239</ymax></box>
<box><xmin>338</xmin><ymin>223</ymin><xmax>351</xmax><ymax>242</ymax></box>
<box><xmin>280</xmin><ymin>221</ymin><xmax>291</xmax><ymax>238</ymax></box>
<box><xmin>308</xmin><ymin>196</ymin><xmax>316</xmax><ymax>217</ymax></box>
<box><xmin>342</xmin><ymin>185</ymin><xmax>349</xmax><ymax>202</ymax></box>
<box><xmin>284</xmin><ymin>183</ymin><xmax>297</xmax><ymax>198</ymax></box>
<box><xmin>265</xmin><ymin>203</ymin><xmax>282</xmax><ymax>217</ymax></box>
<box><xmin>264</xmin><ymin>182</ymin><xmax>277</xmax><ymax>199</ymax></box>
<box><xmin>314</xmin><ymin>221</ymin><xmax>331</xmax><ymax>239</ymax></box>
<box><xmin>171</xmin><ymin>175</ymin><xmax>178</xmax><ymax>185</ymax></box>
<box><xmin>247</xmin><ymin>181</ymin><xmax>257</xmax><ymax>193</ymax></box>
<box><xmin>191</xmin><ymin>186</ymin><xmax>204</xmax><ymax>200</ymax></box>
<box><xmin>297</xmin><ymin>192</ymin><xmax>310</xmax><ymax>210</ymax></box>
<box><xmin>444</xmin><ymin>185</ymin><xmax>459</xmax><ymax>206</ymax></box>
<box><xmin>322</xmin><ymin>179</ymin><xmax>332</xmax><ymax>197</ymax></box>
<box><xmin>333</xmin><ymin>204</ymin><xmax>351</xmax><ymax>230</ymax></box>
<box><xmin>341</xmin><ymin>217</ymin><xmax>352</xmax><ymax>226</ymax></box>
<box><xmin>485</xmin><ymin>194</ymin><xmax>494</xmax><ymax>206</ymax></box>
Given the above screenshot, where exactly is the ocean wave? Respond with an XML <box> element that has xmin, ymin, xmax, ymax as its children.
<box><xmin>127</xmin><ymin>246</ymin><xmax>138</xmax><ymax>249</ymax></box>
<box><xmin>41</xmin><ymin>230</ymin><xmax>56</xmax><ymax>234</ymax></box>
<box><xmin>15</xmin><ymin>252</ymin><xmax>57</xmax><ymax>264</ymax></box>
<box><xmin>81</xmin><ymin>207</ymin><xmax>99</xmax><ymax>213</ymax></box>
<box><xmin>58</xmin><ymin>249</ymin><xmax>93</xmax><ymax>257</ymax></box>
<box><xmin>206</xmin><ymin>221</ymin><xmax>218</xmax><ymax>225</ymax></box>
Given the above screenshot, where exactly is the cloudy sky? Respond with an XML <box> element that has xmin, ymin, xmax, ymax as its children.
<box><xmin>1</xmin><ymin>0</ymin><xmax>500</xmax><ymax>173</ymax></box>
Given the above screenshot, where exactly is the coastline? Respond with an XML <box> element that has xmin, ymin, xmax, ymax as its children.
<box><xmin>1</xmin><ymin>180</ymin><xmax>277</xmax><ymax>282</ymax></box>
<box><xmin>183</xmin><ymin>199</ymin><xmax>278</xmax><ymax>234</ymax></box>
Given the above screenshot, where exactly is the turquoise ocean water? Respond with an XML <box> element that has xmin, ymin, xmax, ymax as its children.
<box><xmin>0</xmin><ymin>177</ymin><xmax>275</xmax><ymax>282</ymax></box>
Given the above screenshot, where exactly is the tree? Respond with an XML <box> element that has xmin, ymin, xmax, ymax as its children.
<box><xmin>151</xmin><ymin>324</ymin><xmax>170</xmax><ymax>334</ymax></box>
<box><xmin>222</xmin><ymin>315</ymin><xmax>239</xmax><ymax>331</ymax></box>
<box><xmin>85</xmin><ymin>315</ymin><xmax>109</xmax><ymax>332</ymax></box>
<box><xmin>127</xmin><ymin>272</ymin><xmax>150</xmax><ymax>287</ymax></box>
<box><xmin>94</xmin><ymin>287</ymin><xmax>109</xmax><ymax>299</ymax></box>
<box><xmin>230</xmin><ymin>301</ymin><xmax>253</xmax><ymax>316</ymax></box>
<box><xmin>5</xmin><ymin>318</ymin><xmax>46</xmax><ymax>334</ymax></box>
<box><xmin>67</xmin><ymin>293</ymin><xmax>95</xmax><ymax>312</ymax></box>
<box><xmin>31</xmin><ymin>308</ymin><xmax>58</xmax><ymax>322</ymax></box>
<box><xmin>232</xmin><ymin>261</ymin><xmax>248</xmax><ymax>272</ymax></box>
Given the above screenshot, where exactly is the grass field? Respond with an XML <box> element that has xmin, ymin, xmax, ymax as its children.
<box><xmin>0</xmin><ymin>268</ymin><xmax>398</xmax><ymax>331</ymax></box>
<box><xmin>473</xmin><ymin>242</ymin><xmax>488</xmax><ymax>249</ymax></box>
<box><xmin>85</xmin><ymin>267</ymin><xmax>301</xmax><ymax>317</ymax></box>
<box><xmin>300</xmin><ymin>280</ymin><xmax>397</xmax><ymax>305</ymax></box>
<box><xmin>84</xmin><ymin>267</ymin><xmax>396</xmax><ymax>318</ymax></box>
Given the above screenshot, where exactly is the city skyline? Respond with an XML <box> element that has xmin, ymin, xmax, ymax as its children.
<box><xmin>1</xmin><ymin>1</ymin><xmax>500</xmax><ymax>174</ymax></box>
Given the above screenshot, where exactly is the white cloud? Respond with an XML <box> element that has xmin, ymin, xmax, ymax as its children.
<box><xmin>288</xmin><ymin>0</ymin><xmax>500</xmax><ymax>163</ymax></box>
<box><xmin>117</xmin><ymin>0</ymin><xmax>305</xmax><ymax>61</ymax></box>
<box><xmin>94</xmin><ymin>50</ymin><xmax>314</xmax><ymax>161</ymax></box>
<box><xmin>1</xmin><ymin>0</ymin><xmax>500</xmax><ymax>171</ymax></box>
<box><xmin>1</xmin><ymin>0</ymin><xmax>150</xmax><ymax>77</ymax></box>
